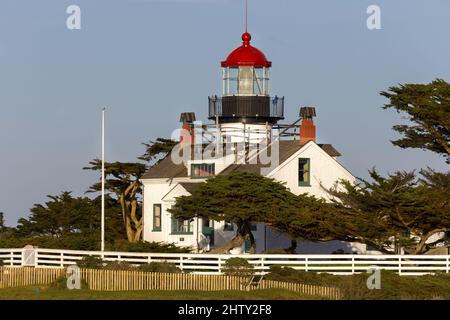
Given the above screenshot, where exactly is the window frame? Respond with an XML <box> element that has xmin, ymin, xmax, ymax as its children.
<box><xmin>171</xmin><ymin>217</ymin><xmax>194</xmax><ymax>235</ymax></box>
<box><xmin>191</xmin><ymin>163</ymin><xmax>215</xmax><ymax>179</ymax></box>
<box><xmin>298</xmin><ymin>158</ymin><xmax>311</xmax><ymax>187</ymax></box>
<box><xmin>152</xmin><ymin>204</ymin><xmax>162</xmax><ymax>232</ymax></box>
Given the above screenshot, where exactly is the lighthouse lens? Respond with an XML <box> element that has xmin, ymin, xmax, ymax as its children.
<box><xmin>238</xmin><ymin>66</ymin><xmax>254</xmax><ymax>95</ymax></box>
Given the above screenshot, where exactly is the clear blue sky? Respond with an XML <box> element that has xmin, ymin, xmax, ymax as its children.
<box><xmin>0</xmin><ymin>0</ymin><xmax>449</xmax><ymax>225</ymax></box>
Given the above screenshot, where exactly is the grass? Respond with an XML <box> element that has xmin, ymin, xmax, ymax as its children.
<box><xmin>266</xmin><ymin>268</ymin><xmax>450</xmax><ymax>300</ymax></box>
<box><xmin>0</xmin><ymin>287</ymin><xmax>323</xmax><ymax>300</ymax></box>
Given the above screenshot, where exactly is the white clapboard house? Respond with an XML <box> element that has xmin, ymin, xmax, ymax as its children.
<box><xmin>141</xmin><ymin>31</ymin><xmax>369</xmax><ymax>254</ymax></box>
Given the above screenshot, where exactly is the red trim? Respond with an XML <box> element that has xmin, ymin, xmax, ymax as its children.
<box><xmin>221</xmin><ymin>33</ymin><xmax>272</xmax><ymax>68</ymax></box>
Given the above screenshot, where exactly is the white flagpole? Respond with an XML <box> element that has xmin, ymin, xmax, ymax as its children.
<box><xmin>101</xmin><ymin>107</ymin><xmax>106</xmax><ymax>253</ymax></box>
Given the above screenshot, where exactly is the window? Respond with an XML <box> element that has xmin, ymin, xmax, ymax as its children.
<box><xmin>298</xmin><ymin>158</ymin><xmax>311</xmax><ymax>186</ymax></box>
<box><xmin>191</xmin><ymin>163</ymin><xmax>215</xmax><ymax>178</ymax></box>
<box><xmin>171</xmin><ymin>218</ymin><xmax>193</xmax><ymax>234</ymax></box>
<box><xmin>224</xmin><ymin>221</ymin><xmax>234</xmax><ymax>231</ymax></box>
<box><xmin>153</xmin><ymin>204</ymin><xmax>162</xmax><ymax>231</ymax></box>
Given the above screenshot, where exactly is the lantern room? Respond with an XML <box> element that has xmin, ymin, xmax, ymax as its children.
<box><xmin>209</xmin><ymin>31</ymin><xmax>284</xmax><ymax>126</ymax></box>
<box><xmin>221</xmin><ymin>32</ymin><xmax>271</xmax><ymax>96</ymax></box>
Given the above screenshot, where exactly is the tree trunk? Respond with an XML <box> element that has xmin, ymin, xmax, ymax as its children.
<box><xmin>210</xmin><ymin>221</ymin><xmax>255</xmax><ymax>254</ymax></box>
<box><xmin>118</xmin><ymin>181</ymin><xmax>143</xmax><ymax>243</ymax></box>
<box><xmin>285</xmin><ymin>239</ymin><xmax>297</xmax><ymax>253</ymax></box>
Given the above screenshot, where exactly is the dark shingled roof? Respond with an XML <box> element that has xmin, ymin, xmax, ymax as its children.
<box><xmin>141</xmin><ymin>154</ymin><xmax>188</xmax><ymax>179</ymax></box>
<box><xmin>141</xmin><ymin>141</ymin><xmax>341</xmax><ymax>179</ymax></box>
<box><xmin>179</xmin><ymin>182</ymin><xmax>202</xmax><ymax>194</ymax></box>
<box><xmin>220</xmin><ymin>141</ymin><xmax>341</xmax><ymax>175</ymax></box>
<box><xmin>317</xmin><ymin>144</ymin><xmax>341</xmax><ymax>157</ymax></box>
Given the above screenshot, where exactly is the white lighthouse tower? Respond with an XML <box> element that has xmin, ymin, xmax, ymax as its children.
<box><xmin>208</xmin><ymin>31</ymin><xmax>284</xmax><ymax>144</ymax></box>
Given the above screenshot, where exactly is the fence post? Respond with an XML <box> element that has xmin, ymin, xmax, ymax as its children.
<box><xmin>446</xmin><ymin>257</ymin><xmax>449</xmax><ymax>274</ymax></box>
<box><xmin>179</xmin><ymin>256</ymin><xmax>184</xmax><ymax>272</ymax></box>
<box><xmin>398</xmin><ymin>257</ymin><xmax>402</xmax><ymax>276</ymax></box>
<box><xmin>60</xmin><ymin>252</ymin><xmax>64</xmax><ymax>268</ymax></box>
<box><xmin>305</xmin><ymin>257</ymin><xmax>308</xmax><ymax>272</ymax></box>
<box><xmin>351</xmin><ymin>256</ymin><xmax>355</xmax><ymax>275</ymax></box>
<box><xmin>34</xmin><ymin>249</ymin><xmax>39</xmax><ymax>268</ymax></box>
<box><xmin>218</xmin><ymin>257</ymin><xmax>222</xmax><ymax>274</ymax></box>
<box><xmin>260</xmin><ymin>257</ymin><xmax>265</xmax><ymax>275</ymax></box>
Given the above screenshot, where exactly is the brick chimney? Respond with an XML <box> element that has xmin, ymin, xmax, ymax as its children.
<box><xmin>299</xmin><ymin>107</ymin><xmax>316</xmax><ymax>144</ymax></box>
<box><xmin>179</xmin><ymin>112</ymin><xmax>196</xmax><ymax>145</ymax></box>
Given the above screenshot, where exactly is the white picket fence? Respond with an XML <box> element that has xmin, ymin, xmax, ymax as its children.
<box><xmin>0</xmin><ymin>248</ymin><xmax>449</xmax><ymax>276</ymax></box>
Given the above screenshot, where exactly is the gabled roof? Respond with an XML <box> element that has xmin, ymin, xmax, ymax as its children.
<box><xmin>179</xmin><ymin>182</ymin><xmax>202</xmax><ymax>194</ymax></box>
<box><xmin>141</xmin><ymin>144</ymin><xmax>229</xmax><ymax>180</ymax></box>
<box><xmin>220</xmin><ymin>141</ymin><xmax>341</xmax><ymax>175</ymax></box>
<box><xmin>141</xmin><ymin>154</ymin><xmax>188</xmax><ymax>179</ymax></box>
<box><xmin>161</xmin><ymin>182</ymin><xmax>202</xmax><ymax>201</ymax></box>
<box><xmin>141</xmin><ymin>140</ymin><xmax>342</xmax><ymax>180</ymax></box>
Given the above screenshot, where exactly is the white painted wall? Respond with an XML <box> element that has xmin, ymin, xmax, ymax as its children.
<box><xmin>220</xmin><ymin>123</ymin><xmax>271</xmax><ymax>144</ymax></box>
<box><xmin>142</xmin><ymin>178</ymin><xmax>199</xmax><ymax>249</ymax></box>
<box><xmin>269</xmin><ymin>141</ymin><xmax>355</xmax><ymax>199</ymax></box>
<box><xmin>142</xmin><ymin>141</ymin><xmax>364</xmax><ymax>255</ymax></box>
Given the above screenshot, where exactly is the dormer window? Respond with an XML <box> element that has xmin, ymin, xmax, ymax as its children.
<box><xmin>191</xmin><ymin>163</ymin><xmax>215</xmax><ymax>178</ymax></box>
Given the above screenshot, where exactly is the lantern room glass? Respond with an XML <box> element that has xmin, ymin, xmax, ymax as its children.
<box><xmin>222</xmin><ymin>66</ymin><xmax>270</xmax><ymax>96</ymax></box>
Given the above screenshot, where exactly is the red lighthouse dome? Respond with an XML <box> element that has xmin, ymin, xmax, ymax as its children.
<box><xmin>221</xmin><ymin>32</ymin><xmax>272</xmax><ymax>68</ymax></box>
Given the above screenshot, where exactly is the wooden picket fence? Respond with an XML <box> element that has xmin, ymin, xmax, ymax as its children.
<box><xmin>0</xmin><ymin>267</ymin><xmax>342</xmax><ymax>300</ymax></box>
<box><xmin>0</xmin><ymin>267</ymin><xmax>64</xmax><ymax>289</ymax></box>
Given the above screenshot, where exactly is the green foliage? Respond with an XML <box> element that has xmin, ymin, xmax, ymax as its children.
<box><xmin>262</xmin><ymin>248</ymin><xmax>292</xmax><ymax>254</ymax></box>
<box><xmin>138</xmin><ymin>138</ymin><xmax>178</xmax><ymax>163</ymax></box>
<box><xmin>169</xmin><ymin>172</ymin><xmax>329</xmax><ymax>253</ymax></box>
<box><xmin>111</xmin><ymin>240</ymin><xmax>191</xmax><ymax>253</ymax></box>
<box><xmin>103</xmin><ymin>261</ymin><xmax>134</xmax><ymax>271</ymax></box>
<box><xmin>138</xmin><ymin>262</ymin><xmax>181</xmax><ymax>273</ymax></box>
<box><xmin>222</xmin><ymin>258</ymin><xmax>254</xmax><ymax>277</ymax></box>
<box><xmin>77</xmin><ymin>256</ymin><xmax>104</xmax><ymax>269</ymax></box>
<box><xmin>170</xmin><ymin>172</ymin><xmax>299</xmax><ymax>224</ymax></box>
<box><xmin>266</xmin><ymin>267</ymin><xmax>450</xmax><ymax>300</ymax></box>
<box><xmin>381</xmin><ymin>79</ymin><xmax>450</xmax><ymax>163</ymax></box>
<box><xmin>50</xmin><ymin>276</ymin><xmax>88</xmax><ymax>290</ymax></box>
<box><xmin>0</xmin><ymin>212</ymin><xmax>5</xmax><ymax>233</ymax></box>
<box><xmin>13</xmin><ymin>192</ymin><xmax>123</xmax><ymax>246</ymax></box>
<box><xmin>0</xmin><ymin>231</ymin><xmax>102</xmax><ymax>251</ymax></box>
<box><xmin>328</xmin><ymin>168</ymin><xmax>450</xmax><ymax>254</ymax></box>
<box><xmin>83</xmin><ymin>137</ymin><xmax>176</xmax><ymax>242</ymax></box>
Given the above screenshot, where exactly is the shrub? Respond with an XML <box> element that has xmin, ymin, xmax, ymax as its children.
<box><xmin>262</xmin><ymin>248</ymin><xmax>291</xmax><ymax>254</ymax></box>
<box><xmin>50</xmin><ymin>275</ymin><xmax>88</xmax><ymax>290</ymax></box>
<box><xmin>265</xmin><ymin>267</ymin><xmax>450</xmax><ymax>300</ymax></box>
<box><xmin>112</xmin><ymin>240</ymin><xmax>192</xmax><ymax>253</ymax></box>
<box><xmin>103</xmin><ymin>261</ymin><xmax>134</xmax><ymax>271</ymax></box>
<box><xmin>0</xmin><ymin>232</ymin><xmax>101</xmax><ymax>251</ymax></box>
<box><xmin>76</xmin><ymin>255</ymin><xmax>104</xmax><ymax>269</ymax></box>
<box><xmin>138</xmin><ymin>261</ymin><xmax>181</xmax><ymax>273</ymax></box>
<box><xmin>0</xmin><ymin>259</ymin><xmax>3</xmax><ymax>267</ymax></box>
<box><xmin>223</xmin><ymin>257</ymin><xmax>254</xmax><ymax>277</ymax></box>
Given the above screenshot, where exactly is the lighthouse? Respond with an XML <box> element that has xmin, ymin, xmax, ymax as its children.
<box><xmin>142</xmin><ymin>6</ymin><xmax>357</xmax><ymax>255</ymax></box>
<box><xmin>208</xmin><ymin>32</ymin><xmax>284</xmax><ymax>144</ymax></box>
